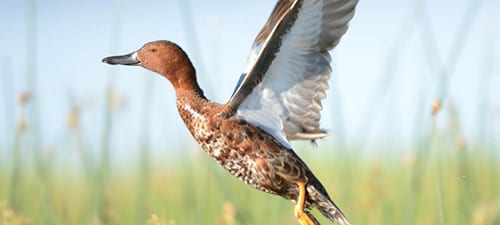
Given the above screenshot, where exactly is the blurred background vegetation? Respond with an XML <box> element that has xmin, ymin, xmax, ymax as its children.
<box><xmin>1</xmin><ymin>0</ymin><xmax>499</xmax><ymax>225</ymax></box>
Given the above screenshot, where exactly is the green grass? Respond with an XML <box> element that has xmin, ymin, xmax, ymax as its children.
<box><xmin>1</xmin><ymin>142</ymin><xmax>499</xmax><ymax>225</ymax></box>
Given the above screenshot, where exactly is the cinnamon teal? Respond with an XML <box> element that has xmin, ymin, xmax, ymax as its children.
<box><xmin>102</xmin><ymin>0</ymin><xmax>358</xmax><ymax>224</ymax></box>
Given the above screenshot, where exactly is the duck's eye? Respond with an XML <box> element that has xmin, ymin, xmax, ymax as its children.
<box><xmin>150</xmin><ymin>48</ymin><xmax>157</xmax><ymax>53</ymax></box>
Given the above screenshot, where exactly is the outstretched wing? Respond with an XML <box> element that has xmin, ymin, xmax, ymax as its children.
<box><xmin>228</xmin><ymin>0</ymin><xmax>357</xmax><ymax>147</ymax></box>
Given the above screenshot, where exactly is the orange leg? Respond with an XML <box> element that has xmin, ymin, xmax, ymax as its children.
<box><xmin>294</xmin><ymin>181</ymin><xmax>316</xmax><ymax>225</ymax></box>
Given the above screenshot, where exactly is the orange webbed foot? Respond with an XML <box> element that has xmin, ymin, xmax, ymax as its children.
<box><xmin>294</xmin><ymin>181</ymin><xmax>318</xmax><ymax>225</ymax></box>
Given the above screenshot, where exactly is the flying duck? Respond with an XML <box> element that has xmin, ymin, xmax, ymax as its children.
<box><xmin>103</xmin><ymin>0</ymin><xmax>358</xmax><ymax>224</ymax></box>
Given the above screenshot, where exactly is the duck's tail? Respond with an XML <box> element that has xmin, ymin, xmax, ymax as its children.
<box><xmin>307</xmin><ymin>184</ymin><xmax>352</xmax><ymax>225</ymax></box>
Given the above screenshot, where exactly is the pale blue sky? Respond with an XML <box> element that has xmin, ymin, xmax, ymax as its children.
<box><xmin>1</xmin><ymin>0</ymin><xmax>499</xmax><ymax>161</ymax></box>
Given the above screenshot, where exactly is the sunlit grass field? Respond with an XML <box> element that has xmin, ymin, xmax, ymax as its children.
<box><xmin>1</xmin><ymin>120</ymin><xmax>499</xmax><ymax>225</ymax></box>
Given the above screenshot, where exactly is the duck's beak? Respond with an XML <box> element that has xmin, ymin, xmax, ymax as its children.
<box><xmin>102</xmin><ymin>51</ymin><xmax>141</xmax><ymax>66</ymax></box>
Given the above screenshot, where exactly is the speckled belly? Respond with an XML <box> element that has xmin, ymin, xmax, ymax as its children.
<box><xmin>179</xmin><ymin>104</ymin><xmax>304</xmax><ymax>198</ymax></box>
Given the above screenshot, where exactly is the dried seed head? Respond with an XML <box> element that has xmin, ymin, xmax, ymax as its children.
<box><xmin>147</xmin><ymin>214</ymin><xmax>172</xmax><ymax>225</ymax></box>
<box><xmin>431</xmin><ymin>99</ymin><xmax>442</xmax><ymax>116</ymax></box>
<box><xmin>66</xmin><ymin>105</ymin><xmax>81</xmax><ymax>130</ymax></box>
<box><xmin>109</xmin><ymin>89</ymin><xmax>127</xmax><ymax>111</ymax></box>
<box><xmin>472</xmin><ymin>204</ymin><xmax>488</xmax><ymax>225</ymax></box>
<box><xmin>17</xmin><ymin>116</ymin><xmax>27</xmax><ymax>133</ymax></box>
<box><xmin>17</xmin><ymin>92</ymin><xmax>32</xmax><ymax>106</ymax></box>
<box><xmin>217</xmin><ymin>202</ymin><xmax>236</xmax><ymax>225</ymax></box>
<box><xmin>147</xmin><ymin>214</ymin><xmax>160</xmax><ymax>225</ymax></box>
<box><xmin>456</xmin><ymin>137</ymin><xmax>467</xmax><ymax>150</ymax></box>
<box><xmin>1</xmin><ymin>202</ymin><xmax>31</xmax><ymax>225</ymax></box>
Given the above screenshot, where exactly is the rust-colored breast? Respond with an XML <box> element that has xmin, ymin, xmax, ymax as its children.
<box><xmin>176</xmin><ymin>96</ymin><xmax>310</xmax><ymax>199</ymax></box>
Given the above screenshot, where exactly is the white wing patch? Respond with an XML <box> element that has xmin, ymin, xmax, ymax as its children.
<box><xmin>233</xmin><ymin>0</ymin><xmax>357</xmax><ymax>147</ymax></box>
<box><xmin>236</xmin><ymin>86</ymin><xmax>291</xmax><ymax>148</ymax></box>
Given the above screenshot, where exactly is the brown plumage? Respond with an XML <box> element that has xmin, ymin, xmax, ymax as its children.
<box><xmin>102</xmin><ymin>0</ymin><xmax>357</xmax><ymax>224</ymax></box>
<box><xmin>103</xmin><ymin>41</ymin><xmax>350</xmax><ymax>225</ymax></box>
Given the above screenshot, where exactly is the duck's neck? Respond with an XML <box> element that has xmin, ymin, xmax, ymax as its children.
<box><xmin>175</xmin><ymin>82</ymin><xmax>205</xmax><ymax>101</ymax></box>
<box><xmin>174</xmin><ymin>76</ymin><xmax>208</xmax><ymax>115</ymax></box>
<box><xmin>175</xmin><ymin>82</ymin><xmax>213</xmax><ymax>139</ymax></box>
<box><xmin>173</xmin><ymin>68</ymin><xmax>209</xmax><ymax>115</ymax></box>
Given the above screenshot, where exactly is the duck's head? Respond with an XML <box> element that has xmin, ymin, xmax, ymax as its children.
<box><xmin>102</xmin><ymin>40</ymin><xmax>196</xmax><ymax>89</ymax></box>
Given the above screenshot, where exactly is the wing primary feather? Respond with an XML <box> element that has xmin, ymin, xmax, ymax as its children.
<box><xmin>230</xmin><ymin>0</ymin><xmax>357</xmax><ymax>144</ymax></box>
<box><xmin>228</xmin><ymin>0</ymin><xmax>302</xmax><ymax>111</ymax></box>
